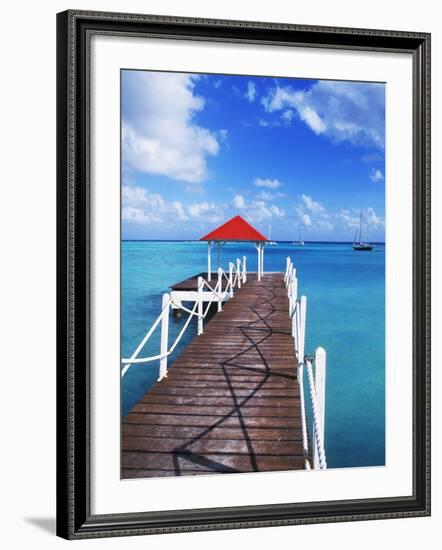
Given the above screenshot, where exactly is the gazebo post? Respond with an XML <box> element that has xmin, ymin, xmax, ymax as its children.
<box><xmin>200</xmin><ymin>216</ymin><xmax>269</xmax><ymax>284</ymax></box>
<box><xmin>261</xmin><ymin>243</ymin><xmax>265</xmax><ymax>278</ymax></box>
<box><xmin>207</xmin><ymin>241</ymin><xmax>212</xmax><ymax>281</ymax></box>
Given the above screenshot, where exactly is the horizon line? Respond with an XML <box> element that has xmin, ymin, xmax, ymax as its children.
<box><xmin>122</xmin><ymin>239</ymin><xmax>386</xmax><ymax>244</ymax></box>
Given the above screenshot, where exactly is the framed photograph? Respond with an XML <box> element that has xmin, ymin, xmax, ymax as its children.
<box><xmin>56</xmin><ymin>10</ymin><xmax>431</xmax><ymax>539</ymax></box>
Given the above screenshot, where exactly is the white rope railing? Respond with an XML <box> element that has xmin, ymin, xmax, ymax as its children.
<box><xmin>285</xmin><ymin>256</ymin><xmax>327</xmax><ymax>470</ymax></box>
<box><xmin>305</xmin><ymin>354</ymin><xmax>327</xmax><ymax>469</ymax></box>
<box><xmin>121</xmin><ymin>257</ymin><xmax>247</xmax><ymax>381</ymax></box>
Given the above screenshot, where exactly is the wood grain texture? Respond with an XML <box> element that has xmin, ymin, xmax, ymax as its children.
<box><xmin>122</xmin><ymin>273</ymin><xmax>308</xmax><ymax>478</ymax></box>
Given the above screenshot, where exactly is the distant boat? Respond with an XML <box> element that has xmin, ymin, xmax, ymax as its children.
<box><xmin>268</xmin><ymin>224</ymin><xmax>277</xmax><ymax>245</ymax></box>
<box><xmin>352</xmin><ymin>211</ymin><xmax>373</xmax><ymax>251</ymax></box>
<box><xmin>293</xmin><ymin>224</ymin><xmax>304</xmax><ymax>246</ymax></box>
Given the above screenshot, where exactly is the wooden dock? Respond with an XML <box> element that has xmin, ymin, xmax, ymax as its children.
<box><xmin>122</xmin><ymin>272</ymin><xmax>309</xmax><ymax>478</ymax></box>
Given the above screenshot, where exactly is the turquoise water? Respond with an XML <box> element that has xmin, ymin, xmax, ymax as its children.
<box><xmin>121</xmin><ymin>241</ymin><xmax>385</xmax><ymax>469</ymax></box>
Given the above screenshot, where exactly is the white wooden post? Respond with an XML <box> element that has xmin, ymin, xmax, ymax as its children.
<box><xmin>158</xmin><ymin>293</ymin><xmax>170</xmax><ymax>380</ymax></box>
<box><xmin>291</xmin><ymin>278</ymin><xmax>298</xmax><ymax>336</ymax></box>
<box><xmin>299</xmin><ymin>295</ymin><xmax>307</xmax><ymax>361</ymax></box>
<box><xmin>229</xmin><ymin>262</ymin><xmax>234</xmax><ymax>297</ymax></box>
<box><xmin>288</xmin><ymin>279</ymin><xmax>293</xmax><ymax>316</ymax></box>
<box><xmin>287</xmin><ymin>264</ymin><xmax>292</xmax><ymax>296</ymax></box>
<box><xmin>257</xmin><ymin>244</ymin><xmax>261</xmax><ymax>281</ymax></box>
<box><xmin>242</xmin><ymin>256</ymin><xmax>247</xmax><ymax>283</ymax></box>
<box><xmin>313</xmin><ymin>347</ymin><xmax>326</xmax><ymax>469</ymax></box>
<box><xmin>285</xmin><ymin>257</ymin><xmax>290</xmax><ymax>282</ymax></box>
<box><xmin>217</xmin><ymin>267</ymin><xmax>223</xmax><ymax>312</ymax></box>
<box><xmin>207</xmin><ymin>242</ymin><xmax>212</xmax><ymax>282</ymax></box>
<box><xmin>197</xmin><ymin>276</ymin><xmax>203</xmax><ymax>335</ymax></box>
<box><xmin>261</xmin><ymin>243</ymin><xmax>265</xmax><ymax>277</ymax></box>
<box><xmin>236</xmin><ymin>259</ymin><xmax>241</xmax><ymax>288</ymax></box>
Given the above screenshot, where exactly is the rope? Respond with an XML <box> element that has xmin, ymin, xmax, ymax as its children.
<box><xmin>121</xmin><ymin>296</ymin><xmax>172</xmax><ymax>376</ymax></box>
<box><xmin>121</xmin><ymin>257</ymin><xmax>246</xmax><ymax>378</ymax></box>
<box><xmin>202</xmin><ymin>279</ymin><xmax>225</xmax><ymax>301</ymax></box>
<box><xmin>297</xmin><ymin>364</ymin><xmax>310</xmax><ymax>460</ymax></box>
<box><xmin>305</xmin><ymin>359</ymin><xmax>327</xmax><ymax>469</ymax></box>
<box><xmin>121</xmin><ymin>300</ymin><xmax>199</xmax><ymax>369</ymax></box>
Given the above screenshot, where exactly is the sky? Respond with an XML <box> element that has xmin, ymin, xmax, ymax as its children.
<box><xmin>121</xmin><ymin>70</ymin><xmax>385</xmax><ymax>242</ymax></box>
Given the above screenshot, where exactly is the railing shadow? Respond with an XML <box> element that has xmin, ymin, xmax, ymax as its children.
<box><xmin>170</xmin><ymin>277</ymin><xmax>297</xmax><ymax>475</ymax></box>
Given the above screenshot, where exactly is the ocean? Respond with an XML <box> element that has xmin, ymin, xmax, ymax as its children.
<box><xmin>121</xmin><ymin>240</ymin><xmax>385</xmax><ymax>469</ymax></box>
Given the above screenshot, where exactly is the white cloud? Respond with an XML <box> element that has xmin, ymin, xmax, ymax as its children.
<box><xmin>301</xmin><ymin>194</ymin><xmax>326</xmax><ymax>214</ymax></box>
<box><xmin>295</xmin><ymin>194</ymin><xmax>333</xmax><ymax>231</ymax></box>
<box><xmin>298</xmin><ymin>106</ymin><xmax>327</xmax><ymax>134</ymax></box>
<box><xmin>281</xmin><ymin>109</ymin><xmax>294</xmax><ymax>125</ymax></box>
<box><xmin>123</xmin><ymin>185</ymin><xmax>228</xmax><ymax>226</ymax></box>
<box><xmin>262</xmin><ymin>80</ymin><xmax>385</xmax><ymax>149</ymax></box>
<box><xmin>122</xmin><ymin>185</ymin><xmax>188</xmax><ymax>225</ymax></box>
<box><xmin>245</xmin><ymin>81</ymin><xmax>257</xmax><ymax>102</ymax></box>
<box><xmin>122</xmin><ymin>72</ymin><xmax>221</xmax><ymax>184</ymax></box>
<box><xmin>366</xmin><ymin>207</ymin><xmax>384</xmax><ymax>227</ymax></box>
<box><xmin>256</xmin><ymin>190</ymin><xmax>286</xmax><ymax>201</ymax></box>
<box><xmin>254</xmin><ymin>177</ymin><xmax>282</xmax><ymax>189</ymax></box>
<box><xmin>231</xmin><ymin>194</ymin><xmax>285</xmax><ymax>223</ymax></box>
<box><xmin>300</xmin><ymin>213</ymin><xmax>312</xmax><ymax>227</ymax></box>
<box><xmin>369</xmin><ymin>168</ymin><xmax>384</xmax><ymax>182</ymax></box>
<box><xmin>232</xmin><ymin>194</ymin><xmax>246</xmax><ymax>209</ymax></box>
<box><xmin>337</xmin><ymin>207</ymin><xmax>384</xmax><ymax>229</ymax></box>
<box><xmin>188</xmin><ymin>201</ymin><xmax>224</xmax><ymax>223</ymax></box>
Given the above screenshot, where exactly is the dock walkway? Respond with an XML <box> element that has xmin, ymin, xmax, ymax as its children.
<box><xmin>122</xmin><ymin>273</ymin><xmax>309</xmax><ymax>478</ymax></box>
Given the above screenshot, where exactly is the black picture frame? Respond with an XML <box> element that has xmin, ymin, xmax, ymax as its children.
<box><xmin>56</xmin><ymin>9</ymin><xmax>431</xmax><ymax>539</ymax></box>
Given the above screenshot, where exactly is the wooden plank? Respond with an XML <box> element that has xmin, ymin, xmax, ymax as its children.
<box><xmin>131</xmin><ymin>403</ymin><xmax>301</xmax><ymax>417</ymax></box>
<box><xmin>140</xmin><ymin>394</ymin><xmax>300</xmax><ymax>406</ymax></box>
<box><xmin>122</xmin><ymin>424</ymin><xmax>302</xmax><ymax>441</ymax></box>
<box><xmin>122</xmin><ymin>451</ymin><xmax>306</xmax><ymax>473</ymax></box>
<box><xmin>146</xmin><ymin>386</ymin><xmax>299</xmax><ymax>398</ymax></box>
<box><xmin>122</xmin><ymin>272</ymin><xmax>309</xmax><ymax>478</ymax></box>
<box><xmin>122</xmin><ymin>436</ymin><xmax>304</xmax><ymax>456</ymax></box>
<box><xmin>124</xmin><ymin>414</ymin><xmax>303</xmax><ymax>428</ymax></box>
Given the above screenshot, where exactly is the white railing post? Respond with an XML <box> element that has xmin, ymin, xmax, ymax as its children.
<box><xmin>286</xmin><ymin>262</ymin><xmax>292</xmax><ymax>296</ymax></box>
<box><xmin>242</xmin><ymin>256</ymin><xmax>247</xmax><ymax>283</ymax></box>
<box><xmin>217</xmin><ymin>267</ymin><xmax>223</xmax><ymax>312</ymax></box>
<box><xmin>299</xmin><ymin>295</ymin><xmax>307</xmax><ymax>361</ymax></box>
<box><xmin>285</xmin><ymin>257</ymin><xmax>290</xmax><ymax>282</ymax></box>
<box><xmin>237</xmin><ymin>259</ymin><xmax>242</xmax><ymax>288</ymax></box>
<box><xmin>288</xmin><ymin>281</ymin><xmax>293</xmax><ymax>316</ymax></box>
<box><xmin>290</xmin><ymin>278</ymin><xmax>298</xmax><ymax>334</ymax></box>
<box><xmin>228</xmin><ymin>262</ymin><xmax>234</xmax><ymax>297</ymax></box>
<box><xmin>158</xmin><ymin>293</ymin><xmax>170</xmax><ymax>380</ymax></box>
<box><xmin>313</xmin><ymin>347</ymin><xmax>327</xmax><ymax>469</ymax></box>
<box><xmin>257</xmin><ymin>245</ymin><xmax>261</xmax><ymax>282</ymax></box>
<box><xmin>197</xmin><ymin>276</ymin><xmax>203</xmax><ymax>335</ymax></box>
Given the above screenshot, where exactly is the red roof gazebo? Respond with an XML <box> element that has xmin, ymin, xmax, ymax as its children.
<box><xmin>200</xmin><ymin>215</ymin><xmax>269</xmax><ymax>281</ymax></box>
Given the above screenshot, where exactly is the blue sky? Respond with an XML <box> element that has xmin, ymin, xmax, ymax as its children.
<box><xmin>121</xmin><ymin>70</ymin><xmax>385</xmax><ymax>241</ymax></box>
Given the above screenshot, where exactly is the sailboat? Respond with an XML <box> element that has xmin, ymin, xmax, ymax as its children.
<box><xmin>268</xmin><ymin>224</ymin><xmax>277</xmax><ymax>245</ymax></box>
<box><xmin>352</xmin><ymin>211</ymin><xmax>373</xmax><ymax>251</ymax></box>
<box><xmin>293</xmin><ymin>224</ymin><xmax>304</xmax><ymax>246</ymax></box>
